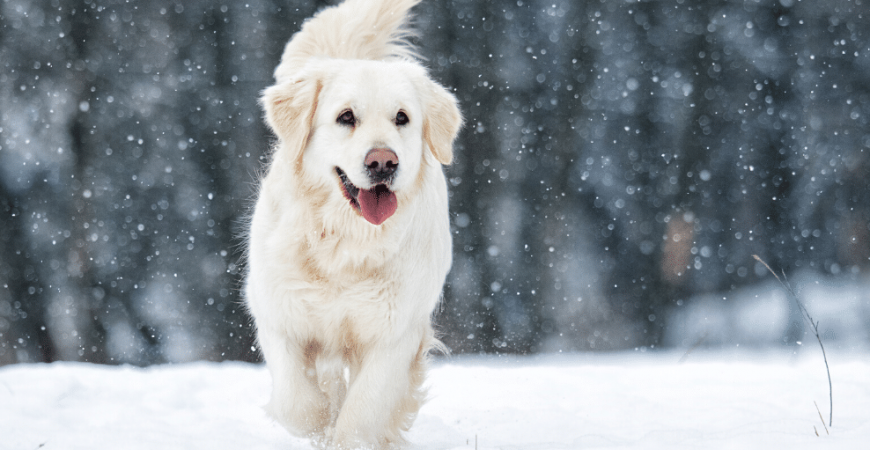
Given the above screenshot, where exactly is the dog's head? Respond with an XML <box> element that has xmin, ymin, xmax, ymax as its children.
<box><xmin>262</xmin><ymin>59</ymin><xmax>461</xmax><ymax>226</ymax></box>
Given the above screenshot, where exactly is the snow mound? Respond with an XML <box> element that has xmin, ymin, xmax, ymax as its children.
<box><xmin>2</xmin><ymin>352</ymin><xmax>868</xmax><ymax>449</ymax></box>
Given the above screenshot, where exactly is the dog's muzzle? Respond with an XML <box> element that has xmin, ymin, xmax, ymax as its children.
<box><xmin>336</xmin><ymin>149</ymin><xmax>399</xmax><ymax>226</ymax></box>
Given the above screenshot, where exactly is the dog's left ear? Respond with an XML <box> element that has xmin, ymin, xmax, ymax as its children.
<box><xmin>423</xmin><ymin>81</ymin><xmax>462</xmax><ymax>165</ymax></box>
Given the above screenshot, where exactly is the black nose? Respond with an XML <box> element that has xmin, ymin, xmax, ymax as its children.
<box><xmin>365</xmin><ymin>148</ymin><xmax>398</xmax><ymax>182</ymax></box>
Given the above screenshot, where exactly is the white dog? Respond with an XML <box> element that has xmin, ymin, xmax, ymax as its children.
<box><xmin>244</xmin><ymin>0</ymin><xmax>461</xmax><ymax>448</ymax></box>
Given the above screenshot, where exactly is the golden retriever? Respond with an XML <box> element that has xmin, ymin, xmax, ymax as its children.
<box><xmin>244</xmin><ymin>0</ymin><xmax>461</xmax><ymax>448</ymax></box>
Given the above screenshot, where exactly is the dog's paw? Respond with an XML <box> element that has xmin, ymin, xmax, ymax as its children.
<box><xmin>309</xmin><ymin>427</ymin><xmax>332</xmax><ymax>450</ymax></box>
<box><xmin>328</xmin><ymin>431</ymin><xmax>384</xmax><ymax>450</ymax></box>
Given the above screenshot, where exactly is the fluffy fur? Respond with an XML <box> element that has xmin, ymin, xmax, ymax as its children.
<box><xmin>244</xmin><ymin>0</ymin><xmax>462</xmax><ymax>448</ymax></box>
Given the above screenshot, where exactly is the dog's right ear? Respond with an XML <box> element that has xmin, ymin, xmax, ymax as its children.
<box><xmin>261</xmin><ymin>76</ymin><xmax>322</xmax><ymax>163</ymax></box>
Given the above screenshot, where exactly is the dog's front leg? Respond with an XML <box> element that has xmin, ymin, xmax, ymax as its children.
<box><xmin>259</xmin><ymin>333</ymin><xmax>331</xmax><ymax>440</ymax></box>
<box><xmin>330</xmin><ymin>334</ymin><xmax>427</xmax><ymax>449</ymax></box>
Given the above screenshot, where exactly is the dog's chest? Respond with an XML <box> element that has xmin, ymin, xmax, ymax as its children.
<box><xmin>299</xmin><ymin>278</ymin><xmax>399</xmax><ymax>351</ymax></box>
<box><xmin>287</xmin><ymin>243</ymin><xmax>399</xmax><ymax>319</ymax></box>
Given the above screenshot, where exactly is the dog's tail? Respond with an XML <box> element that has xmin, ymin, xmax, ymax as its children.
<box><xmin>275</xmin><ymin>0</ymin><xmax>421</xmax><ymax>82</ymax></box>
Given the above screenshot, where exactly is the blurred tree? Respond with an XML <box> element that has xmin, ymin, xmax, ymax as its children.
<box><xmin>1</xmin><ymin>0</ymin><xmax>868</xmax><ymax>365</ymax></box>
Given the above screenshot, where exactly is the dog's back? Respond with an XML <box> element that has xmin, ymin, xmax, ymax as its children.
<box><xmin>275</xmin><ymin>0</ymin><xmax>421</xmax><ymax>83</ymax></box>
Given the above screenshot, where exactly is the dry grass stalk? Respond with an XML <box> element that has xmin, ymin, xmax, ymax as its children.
<box><xmin>815</xmin><ymin>401</ymin><xmax>829</xmax><ymax>435</ymax></box>
<box><xmin>753</xmin><ymin>255</ymin><xmax>833</xmax><ymax>427</ymax></box>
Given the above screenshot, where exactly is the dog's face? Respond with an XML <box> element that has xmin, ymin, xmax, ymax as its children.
<box><xmin>306</xmin><ymin>61</ymin><xmax>425</xmax><ymax>225</ymax></box>
<box><xmin>263</xmin><ymin>59</ymin><xmax>461</xmax><ymax>226</ymax></box>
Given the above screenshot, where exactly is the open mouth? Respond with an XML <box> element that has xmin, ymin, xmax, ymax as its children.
<box><xmin>335</xmin><ymin>167</ymin><xmax>397</xmax><ymax>226</ymax></box>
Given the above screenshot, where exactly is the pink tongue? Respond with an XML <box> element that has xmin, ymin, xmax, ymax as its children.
<box><xmin>357</xmin><ymin>185</ymin><xmax>397</xmax><ymax>225</ymax></box>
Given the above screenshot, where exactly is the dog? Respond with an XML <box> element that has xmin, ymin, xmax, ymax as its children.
<box><xmin>244</xmin><ymin>0</ymin><xmax>462</xmax><ymax>448</ymax></box>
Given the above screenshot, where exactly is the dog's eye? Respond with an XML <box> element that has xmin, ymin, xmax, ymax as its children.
<box><xmin>337</xmin><ymin>110</ymin><xmax>355</xmax><ymax>126</ymax></box>
<box><xmin>395</xmin><ymin>111</ymin><xmax>409</xmax><ymax>126</ymax></box>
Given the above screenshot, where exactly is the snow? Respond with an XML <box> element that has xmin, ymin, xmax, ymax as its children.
<box><xmin>2</xmin><ymin>352</ymin><xmax>868</xmax><ymax>450</ymax></box>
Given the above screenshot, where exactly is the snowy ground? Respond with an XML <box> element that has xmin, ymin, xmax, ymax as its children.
<box><xmin>2</xmin><ymin>351</ymin><xmax>868</xmax><ymax>450</ymax></box>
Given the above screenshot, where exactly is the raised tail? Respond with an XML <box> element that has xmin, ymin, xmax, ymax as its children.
<box><xmin>275</xmin><ymin>0</ymin><xmax>422</xmax><ymax>82</ymax></box>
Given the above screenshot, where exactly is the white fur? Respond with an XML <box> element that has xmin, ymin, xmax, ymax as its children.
<box><xmin>244</xmin><ymin>0</ymin><xmax>461</xmax><ymax>448</ymax></box>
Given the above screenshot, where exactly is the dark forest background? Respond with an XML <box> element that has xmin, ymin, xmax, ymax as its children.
<box><xmin>1</xmin><ymin>0</ymin><xmax>868</xmax><ymax>365</ymax></box>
